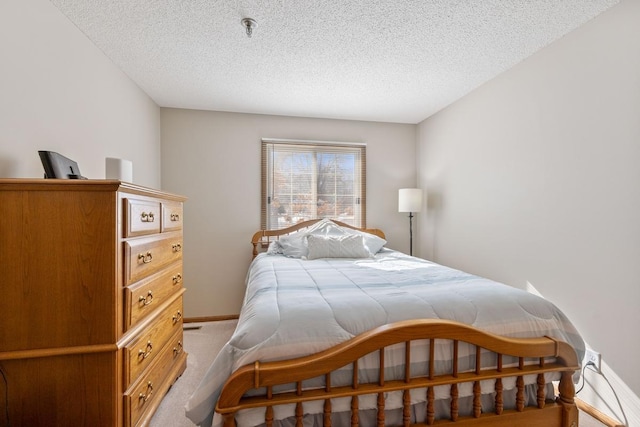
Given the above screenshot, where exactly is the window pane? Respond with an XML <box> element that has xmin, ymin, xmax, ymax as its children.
<box><xmin>262</xmin><ymin>140</ymin><xmax>365</xmax><ymax>230</ymax></box>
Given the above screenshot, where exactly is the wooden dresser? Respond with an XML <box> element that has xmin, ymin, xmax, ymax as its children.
<box><xmin>0</xmin><ymin>179</ymin><xmax>188</xmax><ymax>427</ymax></box>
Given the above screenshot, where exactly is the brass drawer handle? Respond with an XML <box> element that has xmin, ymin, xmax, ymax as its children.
<box><xmin>138</xmin><ymin>252</ymin><xmax>153</xmax><ymax>264</ymax></box>
<box><xmin>138</xmin><ymin>290</ymin><xmax>153</xmax><ymax>306</ymax></box>
<box><xmin>173</xmin><ymin>341</ymin><xmax>183</xmax><ymax>357</ymax></box>
<box><xmin>172</xmin><ymin>311</ymin><xmax>182</xmax><ymax>324</ymax></box>
<box><xmin>138</xmin><ymin>341</ymin><xmax>153</xmax><ymax>360</ymax></box>
<box><xmin>172</xmin><ymin>243</ymin><xmax>182</xmax><ymax>252</ymax></box>
<box><xmin>139</xmin><ymin>381</ymin><xmax>153</xmax><ymax>403</ymax></box>
<box><xmin>172</xmin><ymin>274</ymin><xmax>183</xmax><ymax>285</ymax></box>
<box><xmin>170</xmin><ymin>213</ymin><xmax>180</xmax><ymax>221</ymax></box>
<box><xmin>140</xmin><ymin>212</ymin><xmax>155</xmax><ymax>222</ymax></box>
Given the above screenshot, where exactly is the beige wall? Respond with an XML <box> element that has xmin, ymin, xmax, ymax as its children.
<box><xmin>0</xmin><ymin>0</ymin><xmax>161</xmax><ymax>187</ymax></box>
<box><xmin>160</xmin><ymin>109</ymin><xmax>416</xmax><ymax>317</ymax></box>
<box><xmin>417</xmin><ymin>0</ymin><xmax>639</xmax><ymax>422</ymax></box>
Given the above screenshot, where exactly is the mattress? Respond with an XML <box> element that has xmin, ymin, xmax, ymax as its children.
<box><xmin>185</xmin><ymin>248</ymin><xmax>585</xmax><ymax>426</ymax></box>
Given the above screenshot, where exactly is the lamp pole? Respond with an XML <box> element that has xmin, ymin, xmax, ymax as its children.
<box><xmin>408</xmin><ymin>212</ymin><xmax>414</xmax><ymax>256</ymax></box>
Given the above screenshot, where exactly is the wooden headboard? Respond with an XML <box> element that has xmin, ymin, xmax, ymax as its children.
<box><xmin>251</xmin><ymin>219</ymin><xmax>385</xmax><ymax>258</ymax></box>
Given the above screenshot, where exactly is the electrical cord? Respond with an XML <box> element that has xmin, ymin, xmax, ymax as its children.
<box><xmin>575</xmin><ymin>361</ymin><xmax>590</xmax><ymax>395</ymax></box>
<box><xmin>577</xmin><ymin>361</ymin><xmax>629</xmax><ymax>427</ymax></box>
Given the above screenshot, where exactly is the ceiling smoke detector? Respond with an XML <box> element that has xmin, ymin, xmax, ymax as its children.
<box><xmin>241</xmin><ymin>18</ymin><xmax>257</xmax><ymax>38</ymax></box>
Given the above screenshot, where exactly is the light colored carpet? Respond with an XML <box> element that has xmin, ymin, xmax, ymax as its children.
<box><xmin>150</xmin><ymin>320</ymin><xmax>238</xmax><ymax>427</ymax></box>
<box><xmin>151</xmin><ymin>320</ymin><xmax>605</xmax><ymax>427</ymax></box>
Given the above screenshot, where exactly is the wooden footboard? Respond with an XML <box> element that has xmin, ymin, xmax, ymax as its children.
<box><xmin>216</xmin><ymin>319</ymin><xmax>580</xmax><ymax>427</ymax></box>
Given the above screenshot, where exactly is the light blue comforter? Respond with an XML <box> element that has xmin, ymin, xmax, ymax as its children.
<box><xmin>185</xmin><ymin>249</ymin><xmax>584</xmax><ymax>426</ymax></box>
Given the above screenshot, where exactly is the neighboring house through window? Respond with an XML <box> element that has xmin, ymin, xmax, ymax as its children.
<box><xmin>261</xmin><ymin>138</ymin><xmax>366</xmax><ymax>230</ymax></box>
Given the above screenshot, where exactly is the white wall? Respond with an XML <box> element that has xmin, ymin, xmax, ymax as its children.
<box><xmin>417</xmin><ymin>0</ymin><xmax>639</xmax><ymax>422</ymax></box>
<box><xmin>161</xmin><ymin>109</ymin><xmax>416</xmax><ymax>317</ymax></box>
<box><xmin>0</xmin><ymin>0</ymin><xmax>161</xmax><ymax>187</ymax></box>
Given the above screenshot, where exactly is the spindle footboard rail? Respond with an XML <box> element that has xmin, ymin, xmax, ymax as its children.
<box><xmin>216</xmin><ymin>319</ymin><xmax>580</xmax><ymax>427</ymax></box>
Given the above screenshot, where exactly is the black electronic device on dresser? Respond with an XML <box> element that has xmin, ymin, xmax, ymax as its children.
<box><xmin>38</xmin><ymin>150</ymin><xmax>87</xmax><ymax>179</ymax></box>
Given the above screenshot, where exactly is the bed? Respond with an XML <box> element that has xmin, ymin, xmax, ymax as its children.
<box><xmin>185</xmin><ymin>219</ymin><xmax>584</xmax><ymax>427</ymax></box>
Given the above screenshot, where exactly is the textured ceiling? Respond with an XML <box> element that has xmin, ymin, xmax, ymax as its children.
<box><xmin>50</xmin><ymin>0</ymin><xmax>618</xmax><ymax>124</ymax></box>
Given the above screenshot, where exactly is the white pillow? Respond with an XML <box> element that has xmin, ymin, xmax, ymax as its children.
<box><xmin>308</xmin><ymin>219</ymin><xmax>348</xmax><ymax>238</ymax></box>
<box><xmin>266</xmin><ymin>240</ymin><xmax>283</xmax><ymax>255</ymax></box>
<box><xmin>278</xmin><ymin>230</ymin><xmax>308</xmax><ymax>258</ymax></box>
<box><xmin>342</xmin><ymin>228</ymin><xmax>387</xmax><ymax>254</ymax></box>
<box><xmin>272</xmin><ymin>219</ymin><xmax>385</xmax><ymax>258</ymax></box>
<box><xmin>306</xmin><ymin>234</ymin><xmax>371</xmax><ymax>260</ymax></box>
<box><xmin>279</xmin><ymin>219</ymin><xmax>347</xmax><ymax>258</ymax></box>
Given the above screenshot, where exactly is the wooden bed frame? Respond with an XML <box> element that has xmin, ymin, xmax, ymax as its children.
<box><xmin>250</xmin><ymin>219</ymin><xmax>385</xmax><ymax>259</ymax></box>
<box><xmin>217</xmin><ymin>220</ymin><xmax>580</xmax><ymax>427</ymax></box>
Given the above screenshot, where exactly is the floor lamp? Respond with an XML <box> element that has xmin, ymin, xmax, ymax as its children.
<box><xmin>398</xmin><ymin>188</ymin><xmax>423</xmax><ymax>256</ymax></box>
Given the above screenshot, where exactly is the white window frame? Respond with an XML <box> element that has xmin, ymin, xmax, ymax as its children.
<box><xmin>261</xmin><ymin>138</ymin><xmax>366</xmax><ymax>230</ymax></box>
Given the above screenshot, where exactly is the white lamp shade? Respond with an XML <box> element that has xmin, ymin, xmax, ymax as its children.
<box><xmin>398</xmin><ymin>188</ymin><xmax>423</xmax><ymax>213</ymax></box>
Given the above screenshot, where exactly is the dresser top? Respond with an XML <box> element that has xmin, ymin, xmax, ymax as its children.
<box><xmin>0</xmin><ymin>178</ymin><xmax>186</xmax><ymax>201</ymax></box>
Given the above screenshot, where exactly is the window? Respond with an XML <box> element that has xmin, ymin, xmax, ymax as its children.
<box><xmin>261</xmin><ymin>139</ymin><xmax>366</xmax><ymax>230</ymax></box>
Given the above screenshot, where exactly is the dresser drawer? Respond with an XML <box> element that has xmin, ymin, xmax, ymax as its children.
<box><xmin>124</xmin><ymin>295</ymin><xmax>184</xmax><ymax>387</ymax></box>
<box><xmin>124</xmin><ymin>329</ymin><xmax>186</xmax><ymax>427</ymax></box>
<box><xmin>169</xmin><ymin>329</ymin><xmax>185</xmax><ymax>362</ymax></box>
<box><xmin>125</xmin><ymin>198</ymin><xmax>161</xmax><ymax>237</ymax></box>
<box><xmin>124</xmin><ymin>235</ymin><xmax>183</xmax><ymax>285</ymax></box>
<box><xmin>125</xmin><ymin>264</ymin><xmax>184</xmax><ymax>330</ymax></box>
<box><xmin>161</xmin><ymin>201</ymin><xmax>183</xmax><ymax>232</ymax></box>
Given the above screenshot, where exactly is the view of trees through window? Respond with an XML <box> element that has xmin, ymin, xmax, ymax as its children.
<box><xmin>262</xmin><ymin>140</ymin><xmax>365</xmax><ymax>230</ymax></box>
